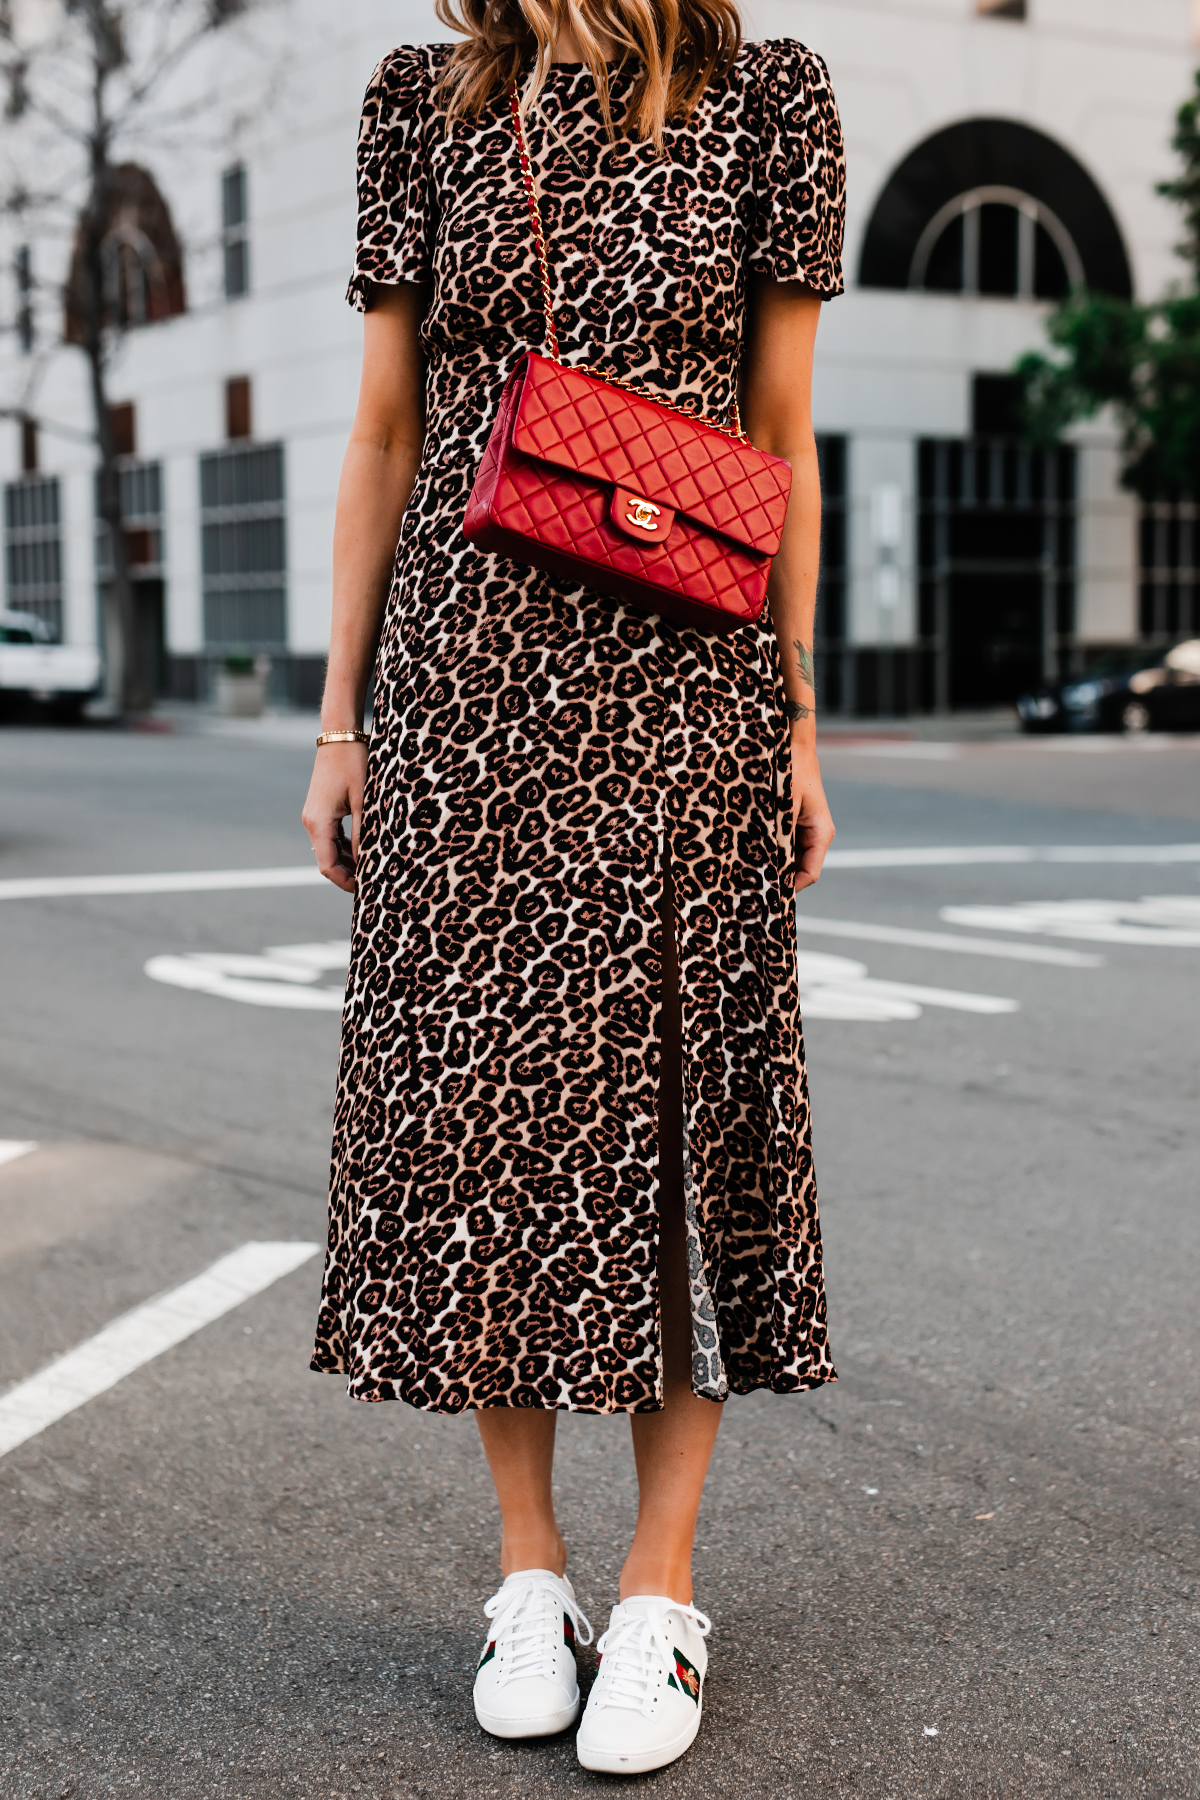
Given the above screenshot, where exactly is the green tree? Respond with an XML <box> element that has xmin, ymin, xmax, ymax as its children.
<box><xmin>1016</xmin><ymin>71</ymin><xmax>1200</xmax><ymax>500</ymax></box>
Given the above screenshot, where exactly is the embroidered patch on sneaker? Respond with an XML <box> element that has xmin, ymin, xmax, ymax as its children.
<box><xmin>478</xmin><ymin>1639</ymin><xmax>496</xmax><ymax>1670</ymax></box>
<box><xmin>667</xmin><ymin>1646</ymin><xmax>701</xmax><ymax>1703</ymax></box>
<box><xmin>563</xmin><ymin>1613</ymin><xmax>576</xmax><ymax>1649</ymax></box>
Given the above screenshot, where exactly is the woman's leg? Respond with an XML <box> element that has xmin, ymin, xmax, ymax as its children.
<box><xmin>474</xmin><ymin>1409</ymin><xmax>567</xmax><ymax>1577</ymax></box>
<box><xmin>620</xmin><ymin>856</ymin><xmax>723</xmax><ymax>1605</ymax></box>
<box><xmin>474</xmin><ymin>862</ymin><xmax>719</xmax><ymax>1598</ymax></box>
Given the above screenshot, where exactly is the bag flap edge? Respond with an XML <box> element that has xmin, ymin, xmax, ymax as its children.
<box><xmin>509</xmin><ymin>353</ymin><xmax>790</xmax><ymax>558</ymax></box>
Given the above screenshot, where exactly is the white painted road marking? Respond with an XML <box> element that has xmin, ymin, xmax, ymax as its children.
<box><xmin>794</xmin><ymin>914</ymin><xmax>1102</xmax><ymax>968</ymax></box>
<box><xmin>796</xmin><ymin>951</ymin><xmax>1018</xmax><ymax>1023</ymax></box>
<box><xmin>0</xmin><ymin>1141</ymin><xmax>37</xmax><ymax>1168</ymax></box>
<box><xmin>824</xmin><ymin>845</ymin><xmax>1200</xmax><ymax>870</ymax></box>
<box><xmin>145</xmin><ymin>941</ymin><xmax>348</xmax><ymax>1010</ymax></box>
<box><xmin>0</xmin><ymin>1241</ymin><xmax>320</xmax><ymax>1460</ymax></box>
<box><xmin>1021</xmin><ymin>735</ymin><xmax>1180</xmax><ymax>753</ymax></box>
<box><xmin>3</xmin><ymin>846</ymin><xmax>1198</xmax><ymax>899</ymax></box>
<box><xmin>828</xmin><ymin>743</ymin><xmax>961</xmax><ymax>760</ymax></box>
<box><xmin>940</xmin><ymin>895</ymin><xmax>1200</xmax><ymax>947</ymax></box>
<box><xmin>0</xmin><ymin>866</ymin><xmax>324</xmax><ymax>901</ymax></box>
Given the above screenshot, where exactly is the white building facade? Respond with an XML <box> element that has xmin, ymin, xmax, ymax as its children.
<box><xmin>1</xmin><ymin>0</ymin><xmax>1197</xmax><ymax>712</ymax></box>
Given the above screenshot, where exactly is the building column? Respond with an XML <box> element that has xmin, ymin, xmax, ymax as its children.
<box><xmin>848</xmin><ymin>433</ymin><xmax>918</xmax><ymax>714</ymax></box>
<box><xmin>1075</xmin><ymin>437</ymin><xmax>1138</xmax><ymax>649</ymax></box>
<box><xmin>61</xmin><ymin>467</ymin><xmax>98</xmax><ymax>650</ymax></box>
<box><xmin>162</xmin><ymin>447</ymin><xmax>203</xmax><ymax>692</ymax></box>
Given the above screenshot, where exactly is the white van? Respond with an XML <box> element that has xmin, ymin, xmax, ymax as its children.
<box><xmin>0</xmin><ymin>612</ymin><xmax>101</xmax><ymax>719</ymax></box>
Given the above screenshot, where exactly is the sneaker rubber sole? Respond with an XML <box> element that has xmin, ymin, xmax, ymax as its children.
<box><xmin>576</xmin><ymin>1705</ymin><xmax>702</xmax><ymax>1773</ymax></box>
<box><xmin>475</xmin><ymin>1693</ymin><xmax>581</xmax><ymax>1739</ymax></box>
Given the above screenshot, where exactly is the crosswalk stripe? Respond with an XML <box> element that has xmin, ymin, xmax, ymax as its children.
<box><xmin>824</xmin><ymin>844</ymin><xmax>1200</xmax><ymax>869</ymax></box>
<box><xmin>794</xmin><ymin>915</ymin><xmax>1103</xmax><ymax>967</ymax></box>
<box><xmin>3</xmin><ymin>847</ymin><xmax>1198</xmax><ymax>901</ymax></box>
<box><xmin>0</xmin><ymin>1241</ymin><xmax>321</xmax><ymax>1459</ymax></box>
<box><xmin>0</xmin><ymin>867</ymin><xmax>323</xmax><ymax>901</ymax></box>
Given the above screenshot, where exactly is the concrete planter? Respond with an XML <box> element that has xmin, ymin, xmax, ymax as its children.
<box><xmin>215</xmin><ymin>670</ymin><xmax>269</xmax><ymax>717</ymax></box>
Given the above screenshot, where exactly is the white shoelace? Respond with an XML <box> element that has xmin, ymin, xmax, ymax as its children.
<box><xmin>482</xmin><ymin>1574</ymin><xmax>594</xmax><ymax>1686</ymax></box>
<box><xmin>594</xmin><ymin>1601</ymin><xmax>712</xmax><ymax>1715</ymax></box>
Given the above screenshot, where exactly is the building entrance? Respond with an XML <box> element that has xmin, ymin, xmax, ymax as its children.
<box><xmin>134</xmin><ymin>578</ymin><xmax>166</xmax><ymax>697</ymax></box>
<box><xmin>918</xmin><ymin>435</ymin><xmax>1076</xmax><ymax>710</ymax></box>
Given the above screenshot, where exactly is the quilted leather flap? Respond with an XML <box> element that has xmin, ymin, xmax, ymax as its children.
<box><xmin>511</xmin><ymin>354</ymin><xmax>792</xmax><ymax>557</ymax></box>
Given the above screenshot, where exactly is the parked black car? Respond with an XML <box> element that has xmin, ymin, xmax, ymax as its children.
<box><xmin>1016</xmin><ymin>640</ymin><xmax>1200</xmax><ymax>733</ymax></box>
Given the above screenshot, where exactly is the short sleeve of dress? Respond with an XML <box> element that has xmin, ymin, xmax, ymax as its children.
<box><xmin>346</xmin><ymin>47</ymin><xmax>435</xmax><ymax>311</ymax></box>
<box><xmin>747</xmin><ymin>40</ymin><xmax>846</xmax><ymax>299</ymax></box>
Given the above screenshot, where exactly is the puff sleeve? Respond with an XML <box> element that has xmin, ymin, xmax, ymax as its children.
<box><xmin>747</xmin><ymin>41</ymin><xmax>846</xmax><ymax>299</ymax></box>
<box><xmin>346</xmin><ymin>48</ymin><xmax>435</xmax><ymax>310</ymax></box>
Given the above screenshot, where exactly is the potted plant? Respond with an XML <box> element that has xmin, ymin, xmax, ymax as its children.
<box><xmin>214</xmin><ymin>652</ymin><xmax>271</xmax><ymax>717</ymax></box>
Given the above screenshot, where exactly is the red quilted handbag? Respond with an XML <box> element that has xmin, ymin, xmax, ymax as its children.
<box><xmin>463</xmin><ymin>84</ymin><xmax>793</xmax><ymax>635</ymax></box>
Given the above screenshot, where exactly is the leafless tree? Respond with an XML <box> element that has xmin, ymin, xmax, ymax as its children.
<box><xmin>0</xmin><ymin>0</ymin><xmax>258</xmax><ymax>714</ymax></box>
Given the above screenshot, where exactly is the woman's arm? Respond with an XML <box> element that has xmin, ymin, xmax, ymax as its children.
<box><xmin>301</xmin><ymin>283</ymin><xmax>427</xmax><ymax>892</ymax></box>
<box><xmin>741</xmin><ymin>278</ymin><xmax>835</xmax><ymax>893</ymax></box>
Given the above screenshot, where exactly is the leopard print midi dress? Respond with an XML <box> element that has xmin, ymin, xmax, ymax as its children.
<box><xmin>311</xmin><ymin>38</ymin><xmax>846</xmax><ymax>1414</ymax></box>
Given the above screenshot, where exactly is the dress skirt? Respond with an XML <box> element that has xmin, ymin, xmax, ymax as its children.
<box><xmin>311</xmin><ymin>37</ymin><xmax>846</xmax><ymax>1413</ymax></box>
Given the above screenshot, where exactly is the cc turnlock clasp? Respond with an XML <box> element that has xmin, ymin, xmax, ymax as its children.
<box><xmin>611</xmin><ymin>488</ymin><xmax>676</xmax><ymax>544</ymax></box>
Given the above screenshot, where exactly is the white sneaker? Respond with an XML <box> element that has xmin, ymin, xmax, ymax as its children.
<box><xmin>575</xmin><ymin>1595</ymin><xmax>711</xmax><ymax>1773</ymax></box>
<box><xmin>472</xmin><ymin>1568</ymin><xmax>593</xmax><ymax>1740</ymax></box>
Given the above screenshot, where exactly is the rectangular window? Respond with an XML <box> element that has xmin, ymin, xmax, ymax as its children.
<box><xmin>222</xmin><ymin>163</ymin><xmax>249</xmax><ymax>300</ymax></box>
<box><xmin>94</xmin><ymin>461</ymin><xmax>165</xmax><ymax>578</ymax></box>
<box><xmin>977</xmin><ymin>0</ymin><xmax>1026</xmax><ymax>17</ymax></box>
<box><xmin>972</xmin><ymin>375</ymin><xmax>1024</xmax><ymax>438</ymax></box>
<box><xmin>4</xmin><ymin>475</ymin><xmax>64</xmax><ymax>639</ymax></box>
<box><xmin>109</xmin><ymin>401</ymin><xmax>136</xmax><ymax>458</ymax></box>
<box><xmin>225</xmin><ymin>375</ymin><xmax>252</xmax><ymax>441</ymax></box>
<box><xmin>15</xmin><ymin>245</ymin><xmax>34</xmax><ymax>353</ymax></box>
<box><xmin>814</xmin><ymin>436</ymin><xmax>848</xmax><ymax>711</ymax></box>
<box><xmin>1139</xmin><ymin>498</ymin><xmax>1199</xmax><ymax>643</ymax></box>
<box><xmin>199</xmin><ymin>442</ymin><xmax>286</xmax><ymax>647</ymax></box>
<box><xmin>918</xmin><ymin>438</ymin><xmax>1076</xmax><ymax>710</ymax></box>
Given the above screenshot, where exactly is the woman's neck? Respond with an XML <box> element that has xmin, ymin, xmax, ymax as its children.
<box><xmin>551</xmin><ymin>17</ymin><xmax>617</xmax><ymax>63</ymax></box>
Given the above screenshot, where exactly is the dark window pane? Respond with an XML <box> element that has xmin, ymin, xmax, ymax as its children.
<box><xmin>224</xmin><ymin>236</ymin><xmax>248</xmax><ymax>300</ymax></box>
<box><xmin>924</xmin><ymin>215</ymin><xmax>963</xmax><ymax>291</ymax></box>
<box><xmin>1034</xmin><ymin>223</ymin><xmax>1070</xmax><ymax>299</ymax></box>
<box><xmin>222</xmin><ymin>164</ymin><xmax>246</xmax><ymax>230</ymax></box>
<box><xmin>199</xmin><ymin>444</ymin><xmax>287</xmax><ymax>649</ymax></box>
<box><xmin>3</xmin><ymin>472</ymin><xmax>64</xmax><ymax>639</ymax></box>
<box><xmin>108</xmin><ymin>401</ymin><xmax>136</xmax><ymax>457</ymax></box>
<box><xmin>225</xmin><ymin>376</ymin><xmax>252</xmax><ymax>440</ymax></box>
<box><xmin>949</xmin><ymin>511</ymin><xmax>1043</xmax><ymax>562</ymax></box>
<box><xmin>817</xmin><ymin>434</ymin><xmax>846</xmax><ymax>499</ymax></box>
<box><xmin>973</xmin><ymin>375</ymin><xmax>1024</xmax><ymax>437</ymax></box>
<box><xmin>203</xmin><ymin>588</ymin><xmax>286</xmax><ymax>647</ymax></box>
<box><xmin>978</xmin><ymin>204</ymin><xmax>1019</xmax><ymax>295</ymax></box>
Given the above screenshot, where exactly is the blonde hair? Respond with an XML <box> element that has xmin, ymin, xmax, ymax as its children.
<box><xmin>433</xmin><ymin>0</ymin><xmax>742</xmax><ymax>150</ymax></box>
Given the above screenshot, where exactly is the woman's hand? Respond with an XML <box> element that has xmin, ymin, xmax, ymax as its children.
<box><xmin>302</xmin><ymin>742</ymin><xmax>368</xmax><ymax>894</ymax></box>
<box><xmin>790</xmin><ymin>731</ymin><xmax>835</xmax><ymax>894</ymax></box>
<box><xmin>300</xmin><ymin>282</ymin><xmax>426</xmax><ymax>896</ymax></box>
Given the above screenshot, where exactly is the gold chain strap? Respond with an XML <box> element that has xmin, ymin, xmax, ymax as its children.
<box><xmin>505</xmin><ymin>81</ymin><xmax>749</xmax><ymax>447</ymax></box>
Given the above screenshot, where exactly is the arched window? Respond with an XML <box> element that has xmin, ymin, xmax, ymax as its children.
<box><xmin>860</xmin><ymin>119</ymin><xmax>1133</xmax><ymax>302</ymax></box>
<box><xmin>65</xmin><ymin>164</ymin><xmax>186</xmax><ymax>342</ymax></box>
<box><xmin>911</xmin><ymin>186</ymin><xmax>1084</xmax><ymax>299</ymax></box>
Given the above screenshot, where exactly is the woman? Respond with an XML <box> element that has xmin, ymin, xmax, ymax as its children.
<box><xmin>302</xmin><ymin>0</ymin><xmax>844</xmax><ymax>1773</ymax></box>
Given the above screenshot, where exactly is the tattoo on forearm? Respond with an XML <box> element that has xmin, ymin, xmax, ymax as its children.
<box><xmin>784</xmin><ymin>698</ymin><xmax>811</xmax><ymax>722</ymax></box>
<box><xmin>792</xmin><ymin>639</ymin><xmax>815</xmax><ymax>689</ymax></box>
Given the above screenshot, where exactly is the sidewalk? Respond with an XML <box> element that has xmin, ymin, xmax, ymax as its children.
<box><xmin>118</xmin><ymin>701</ymin><xmax>323</xmax><ymax>748</ymax></box>
<box><xmin>818</xmin><ymin>709</ymin><xmax>1021</xmax><ymax>745</ymax></box>
<box><xmin>93</xmin><ymin>699</ymin><xmax>1021</xmax><ymax>749</ymax></box>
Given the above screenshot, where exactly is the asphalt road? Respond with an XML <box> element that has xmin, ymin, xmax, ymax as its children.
<box><xmin>1</xmin><ymin>719</ymin><xmax>1198</xmax><ymax>1800</ymax></box>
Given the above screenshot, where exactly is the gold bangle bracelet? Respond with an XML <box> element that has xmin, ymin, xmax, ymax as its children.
<box><xmin>316</xmin><ymin>729</ymin><xmax>369</xmax><ymax>747</ymax></box>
